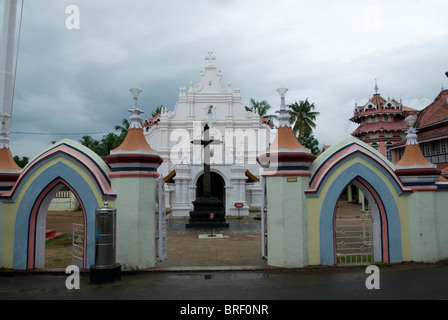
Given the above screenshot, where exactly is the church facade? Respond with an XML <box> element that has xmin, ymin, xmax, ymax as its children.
<box><xmin>143</xmin><ymin>53</ymin><xmax>275</xmax><ymax>218</ymax></box>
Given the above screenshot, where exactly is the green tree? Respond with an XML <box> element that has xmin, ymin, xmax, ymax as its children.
<box><xmin>245</xmin><ymin>98</ymin><xmax>277</xmax><ymax>120</ymax></box>
<box><xmin>79</xmin><ymin>135</ymin><xmax>100</xmax><ymax>154</ymax></box>
<box><xmin>114</xmin><ymin>118</ymin><xmax>130</xmax><ymax>145</ymax></box>
<box><xmin>13</xmin><ymin>155</ymin><xmax>29</xmax><ymax>168</ymax></box>
<box><xmin>288</xmin><ymin>99</ymin><xmax>320</xmax><ymax>139</ymax></box>
<box><xmin>299</xmin><ymin>132</ymin><xmax>320</xmax><ymax>155</ymax></box>
<box><xmin>114</xmin><ymin>118</ymin><xmax>129</xmax><ymax>136</ymax></box>
<box><xmin>151</xmin><ymin>105</ymin><xmax>164</xmax><ymax>117</ymax></box>
<box><xmin>98</xmin><ymin>132</ymin><xmax>121</xmax><ymax>158</ymax></box>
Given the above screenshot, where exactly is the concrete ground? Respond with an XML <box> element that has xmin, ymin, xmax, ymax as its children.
<box><xmin>155</xmin><ymin>216</ymin><xmax>267</xmax><ymax>270</ymax></box>
<box><xmin>2</xmin><ymin>202</ymin><xmax>448</xmax><ymax>303</ymax></box>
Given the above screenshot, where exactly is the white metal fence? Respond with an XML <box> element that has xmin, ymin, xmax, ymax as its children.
<box><xmin>72</xmin><ymin>223</ymin><xmax>84</xmax><ymax>268</ymax></box>
<box><xmin>335</xmin><ymin>210</ymin><xmax>373</xmax><ymax>264</ymax></box>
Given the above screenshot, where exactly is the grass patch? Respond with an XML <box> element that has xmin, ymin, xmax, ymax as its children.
<box><xmin>45</xmin><ymin>233</ymin><xmax>70</xmax><ymax>249</ymax></box>
<box><xmin>45</xmin><ymin>233</ymin><xmax>73</xmax><ymax>268</ymax></box>
<box><xmin>337</xmin><ymin>255</ymin><xmax>372</xmax><ymax>264</ymax></box>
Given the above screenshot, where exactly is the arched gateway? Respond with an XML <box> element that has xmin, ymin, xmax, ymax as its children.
<box><xmin>258</xmin><ymin>88</ymin><xmax>448</xmax><ymax>269</ymax></box>
<box><xmin>0</xmin><ymin>140</ymin><xmax>115</xmax><ymax>270</ymax></box>
<box><xmin>306</xmin><ymin>137</ymin><xmax>411</xmax><ymax>265</ymax></box>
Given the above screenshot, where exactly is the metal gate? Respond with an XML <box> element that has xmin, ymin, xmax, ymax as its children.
<box><xmin>72</xmin><ymin>223</ymin><xmax>84</xmax><ymax>268</ymax></box>
<box><xmin>335</xmin><ymin>209</ymin><xmax>373</xmax><ymax>264</ymax></box>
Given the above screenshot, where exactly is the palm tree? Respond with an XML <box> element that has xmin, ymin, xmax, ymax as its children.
<box><xmin>245</xmin><ymin>98</ymin><xmax>277</xmax><ymax>120</ymax></box>
<box><xmin>98</xmin><ymin>132</ymin><xmax>121</xmax><ymax>158</ymax></box>
<box><xmin>152</xmin><ymin>105</ymin><xmax>164</xmax><ymax>117</ymax></box>
<box><xmin>114</xmin><ymin>118</ymin><xmax>130</xmax><ymax>145</ymax></box>
<box><xmin>114</xmin><ymin>118</ymin><xmax>130</xmax><ymax>136</ymax></box>
<box><xmin>288</xmin><ymin>99</ymin><xmax>320</xmax><ymax>139</ymax></box>
<box><xmin>79</xmin><ymin>135</ymin><xmax>100</xmax><ymax>154</ymax></box>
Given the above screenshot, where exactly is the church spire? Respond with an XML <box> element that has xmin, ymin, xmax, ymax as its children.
<box><xmin>374</xmin><ymin>79</ymin><xmax>379</xmax><ymax>95</ymax></box>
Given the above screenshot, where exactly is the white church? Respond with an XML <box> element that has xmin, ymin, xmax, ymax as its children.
<box><xmin>144</xmin><ymin>52</ymin><xmax>276</xmax><ymax>218</ymax></box>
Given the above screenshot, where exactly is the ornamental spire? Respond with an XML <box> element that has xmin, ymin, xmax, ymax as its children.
<box><xmin>128</xmin><ymin>87</ymin><xmax>144</xmax><ymax>129</ymax></box>
<box><xmin>0</xmin><ymin>113</ymin><xmax>11</xmax><ymax>149</ymax></box>
<box><xmin>276</xmin><ymin>87</ymin><xmax>290</xmax><ymax>128</ymax></box>
<box><xmin>404</xmin><ymin>115</ymin><xmax>418</xmax><ymax>146</ymax></box>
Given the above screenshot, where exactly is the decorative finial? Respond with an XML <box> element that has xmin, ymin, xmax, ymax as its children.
<box><xmin>205</xmin><ymin>51</ymin><xmax>216</xmax><ymax>66</ymax></box>
<box><xmin>374</xmin><ymin>79</ymin><xmax>379</xmax><ymax>94</ymax></box>
<box><xmin>0</xmin><ymin>113</ymin><xmax>11</xmax><ymax>149</ymax></box>
<box><xmin>128</xmin><ymin>87</ymin><xmax>144</xmax><ymax>129</ymax></box>
<box><xmin>276</xmin><ymin>87</ymin><xmax>290</xmax><ymax>128</ymax></box>
<box><xmin>404</xmin><ymin>115</ymin><xmax>418</xmax><ymax>146</ymax></box>
<box><xmin>130</xmin><ymin>87</ymin><xmax>142</xmax><ymax>100</ymax></box>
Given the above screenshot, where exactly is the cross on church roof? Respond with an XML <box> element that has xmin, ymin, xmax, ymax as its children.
<box><xmin>205</xmin><ymin>51</ymin><xmax>216</xmax><ymax>66</ymax></box>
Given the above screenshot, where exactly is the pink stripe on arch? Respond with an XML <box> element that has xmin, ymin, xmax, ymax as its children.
<box><xmin>7</xmin><ymin>144</ymin><xmax>116</xmax><ymax>200</ymax></box>
<box><xmin>308</xmin><ymin>144</ymin><xmax>405</xmax><ymax>194</ymax></box>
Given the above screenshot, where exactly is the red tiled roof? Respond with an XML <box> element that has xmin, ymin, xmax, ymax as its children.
<box><xmin>351</xmin><ymin>120</ymin><xmax>407</xmax><ymax>135</ymax></box>
<box><xmin>417</xmin><ymin>90</ymin><xmax>448</xmax><ymax>128</ymax></box>
<box><xmin>351</xmin><ymin>94</ymin><xmax>417</xmax><ymax>122</ymax></box>
<box><xmin>143</xmin><ymin>114</ymin><xmax>161</xmax><ymax>127</ymax></box>
<box><xmin>416</xmin><ymin>125</ymin><xmax>448</xmax><ymax>142</ymax></box>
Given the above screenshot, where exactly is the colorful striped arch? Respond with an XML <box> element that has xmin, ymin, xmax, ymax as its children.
<box><xmin>0</xmin><ymin>139</ymin><xmax>115</xmax><ymax>270</ymax></box>
<box><xmin>306</xmin><ymin>136</ymin><xmax>411</xmax><ymax>266</ymax></box>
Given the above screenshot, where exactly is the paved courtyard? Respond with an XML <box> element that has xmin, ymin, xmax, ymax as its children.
<box><xmin>155</xmin><ymin>216</ymin><xmax>267</xmax><ymax>270</ymax></box>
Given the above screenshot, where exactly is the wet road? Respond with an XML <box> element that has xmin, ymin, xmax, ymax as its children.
<box><xmin>1</xmin><ymin>262</ymin><xmax>448</xmax><ymax>301</ymax></box>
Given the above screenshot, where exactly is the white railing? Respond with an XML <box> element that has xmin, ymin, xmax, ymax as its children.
<box><xmin>72</xmin><ymin>223</ymin><xmax>84</xmax><ymax>268</ymax></box>
<box><xmin>335</xmin><ymin>213</ymin><xmax>373</xmax><ymax>265</ymax></box>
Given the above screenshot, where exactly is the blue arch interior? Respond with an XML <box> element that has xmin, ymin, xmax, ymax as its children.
<box><xmin>13</xmin><ymin>161</ymin><xmax>99</xmax><ymax>269</ymax></box>
<box><xmin>318</xmin><ymin>162</ymin><xmax>402</xmax><ymax>265</ymax></box>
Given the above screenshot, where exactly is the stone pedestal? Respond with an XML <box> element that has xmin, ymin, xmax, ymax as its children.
<box><xmin>186</xmin><ymin>195</ymin><xmax>229</xmax><ymax>228</ymax></box>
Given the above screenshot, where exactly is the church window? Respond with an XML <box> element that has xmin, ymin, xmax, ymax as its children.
<box><xmin>371</xmin><ymin>142</ymin><xmax>379</xmax><ymax>151</ymax></box>
<box><xmin>441</xmin><ymin>139</ymin><xmax>447</xmax><ymax>154</ymax></box>
<box><xmin>383</xmin><ymin>114</ymin><xmax>389</xmax><ymax>121</ymax></box>
<box><xmin>385</xmin><ymin>142</ymin><xmax>393</xmax><ymax>162</ymax></box>
<box><xmin>433</xmin><ymin>141</ymin><xmax>440</xmax><ymax>155</ymax></box>
<box><xmin>424</xmin><ymin>143</ymin><xmax>432</xmax><ymax>156</ymax></box>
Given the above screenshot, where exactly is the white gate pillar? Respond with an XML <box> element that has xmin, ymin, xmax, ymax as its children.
<box><xmin>257</xmin><ymin>88</ymin><xmax>316</xmax><ymax>268</ymax></box>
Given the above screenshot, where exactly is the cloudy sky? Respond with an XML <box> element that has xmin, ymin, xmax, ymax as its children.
<box><xmin>2</xmin><ymin>0</ymin><xmax>448</xmax><ymax>158</ymax></box>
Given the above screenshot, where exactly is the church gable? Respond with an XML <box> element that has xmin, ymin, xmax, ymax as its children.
<box><xmin>169</xmin><ymin>52</ymin><xmax>249</xmax><ymax>122</ymax></box>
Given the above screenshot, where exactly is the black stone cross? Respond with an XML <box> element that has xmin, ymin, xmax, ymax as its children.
<box><xmin>187</xmin><ymin>122</ymin><xmax>228</xmax><ymax>228</ymax></box>
<box><xmin>192</xmin><ymin>123</ymin><xmax>220</xmax><ymax>197</ymax></box>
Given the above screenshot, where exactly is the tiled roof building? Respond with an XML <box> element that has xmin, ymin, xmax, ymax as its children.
<box><xmin>390</xmin><ymin>88</ymin><xmax>448</xmax><ymax>175</ymax></box>
<box><xmin>350</xmin><ymin>81</ymin><xmax>418</xmax><ymax>161</ymax></box>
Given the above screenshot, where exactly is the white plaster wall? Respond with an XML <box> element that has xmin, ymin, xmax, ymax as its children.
<box><xmin>408</xmin><ymin>191</ymin><xmax>439</xmax><ymax>262</ymax></box>
<box><xmin>266</xmin><ymin>176</ymin><xmax>309</xmax><ymax>268</ymax></box>
<box><xmin>435</xmin><ymin>189</ymin><xmax>448</xmax><ymax>259</ymax></box>
<box><xmin>113</xmin><ymin>177</ymin><xmax>157</xmax><ymax>270</ymax></box>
